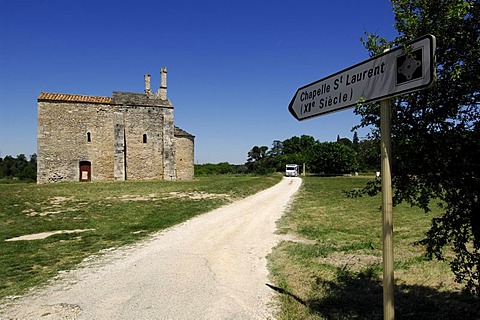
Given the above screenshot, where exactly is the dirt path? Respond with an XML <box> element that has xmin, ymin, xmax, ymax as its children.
<box><xmin>0</xmin><ymin>177</ymin><xmax>302</xmax><ymax>320</ymax></box>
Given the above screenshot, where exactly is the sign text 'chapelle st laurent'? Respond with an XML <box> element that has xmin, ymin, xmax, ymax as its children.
<box><xmin>288</xmin><ymin>35</ymin><xmax>436</xmax><ymax>121</ymax></box>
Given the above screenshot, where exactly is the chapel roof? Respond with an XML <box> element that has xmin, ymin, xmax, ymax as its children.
<box><xmin>38</xmin><ymin>92</ymin><xmax>113</xmax><ymax>104</ymax></box>
<box><xmin>174</xmin><ymin>126</ymin><xmax>195</xmax><ymax>138</ymax></box>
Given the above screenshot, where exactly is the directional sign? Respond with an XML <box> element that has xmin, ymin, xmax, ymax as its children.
<box><xmin>289</xmin><ymin>34</ymin><xmax>436</xmax><ymax>121</ymax></box>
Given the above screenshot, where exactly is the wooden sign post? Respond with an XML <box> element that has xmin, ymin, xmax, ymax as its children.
<box><xmin>288</xmin><ymin>35</ymin><xmax>436</xmax><ymax>319</ymax></box>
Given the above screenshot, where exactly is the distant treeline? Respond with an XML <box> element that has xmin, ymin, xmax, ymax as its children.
<box><xmin>195</xmin><ymin>133</ymin><xmax>380</xmax><ymax>176</ymax></box>
<box><xmin>0</xmin><ymin>154</ymin><xmax>37</xmax><ymax>181</ymax></box>
<box><xmin>194</xmin><ymin>163</ymin><xmax>247</xmax><ymax>175</ymax></box>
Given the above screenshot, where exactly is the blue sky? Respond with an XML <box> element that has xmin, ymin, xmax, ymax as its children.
<box><xmin>0</xmin><ymin>0</ymin><xmax>397</xmax><ymax>164</ymax></box>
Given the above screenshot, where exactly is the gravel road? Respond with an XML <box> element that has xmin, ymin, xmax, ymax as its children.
<box><xmin>1</xmin><ymin>177</ymin><xmax>302</xmax><ymax>320</ymax></box>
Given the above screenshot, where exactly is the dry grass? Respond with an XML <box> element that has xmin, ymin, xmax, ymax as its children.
<box><xmin>0</xmin><ymin>175</ymin><xmax>282</xmax><ymax>299</ymax></box>
<box><xmin>269</xmin><ymin>176</ymin><xmax>479</xmax><ymax>319</ymax></box>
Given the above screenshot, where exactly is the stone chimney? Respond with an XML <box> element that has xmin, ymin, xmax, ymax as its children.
<box><xmin>157</xmin><ymin>67</ymin><xmax>167</xmax><ymax>100</ymax></box>
<box><xmin>144</xmin><ymin>74</ymin><xmax>153</xmax><ymax>95</ymax></box>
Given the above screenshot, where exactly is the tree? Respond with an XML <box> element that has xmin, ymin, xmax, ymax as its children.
<box><xmin>247</xmin><ymin>146</ymin><xmax>268</xmax><ymax>162</ymax></box>
<box><xmin>18</xmin><ymin>154</ymin><xmax>37</xmax><ymax>181</ymax></box>
<box><xmin>357</xmin><ymin>138</ymin><xmax>380</xmax><ymax>172</ymax></box>
<box><xmin>0</xmin><ymin>154</ymin><xmax>37</xmax><ymax>181</ymax></box>
<box><xmin>307</xmin><ymin>142</ymin><xmax>358</xmax><ymax>175</ymax></box>
<box><xmin>356</xmin><ymin>0</ymin><xmax>480</xmax><ymax>294</ymax></box>
<box><xmin>337</xmin><ymin>137</ymin><xmax>353</xmax><ymax>149</ymax></box>
<box><xmin>269</xmin><ymin>140</ymin><xmax>284</xmax><ymax>157</ymax></box>
<box><xmin>246</xmin><ymin>146</ymin><xmax>274</xmax><ymax>174</ymax></box>
<box><xmin>283</xmin><ymin>135</ymin><xmax>316</xmax><ymax>155</ymax></box>
<box><xmin>352</xmin><ymin>131</ymin><xmax>360</xmax><ymax>152</ymax></box>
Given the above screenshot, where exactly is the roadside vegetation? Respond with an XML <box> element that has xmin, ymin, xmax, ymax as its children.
<box><xmin>195</xmin><ymin>132</ymin><xmax>376</xmax><ymax>177</ymax></box>
<box><xmin>0</xmin><ymin>154</ymin><xmax>36</xmax><ymax>182</ymax></box>
<box><xmin>269</xmin><ymin>176</ymin><xmax>479</xmax><ymax>319</ymax></box>
<box><xmin>0</xmin><ymin>175</ymin><xmax>281</xmax><ymax>300</ymax></box>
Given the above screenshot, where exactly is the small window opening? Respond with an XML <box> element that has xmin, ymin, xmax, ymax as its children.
<box><xmin>87</xmin><ymin>132</ymin><xmax>91</xmax><ymax>142</ymax></box>
<box><xmin>143</xmin><ymin>134</ymin><xmax>147</xmax><ymax>143</ymax></box>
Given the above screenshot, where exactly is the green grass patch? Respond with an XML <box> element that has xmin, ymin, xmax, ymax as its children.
<box><xmin>269</xmin><ymin>176</ymin><xmax>479</xmax><ymax>319</ymax></box>
<box><xmin>0</xmin><ymin>175</ymin><xmax>281</xmax><ymax>299</ymax></box>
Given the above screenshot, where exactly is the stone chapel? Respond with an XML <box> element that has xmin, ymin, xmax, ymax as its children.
<box><xmin>37</xmin><ymin>68</ymin><xmax>194</xmax><ymax>183</ymax></box>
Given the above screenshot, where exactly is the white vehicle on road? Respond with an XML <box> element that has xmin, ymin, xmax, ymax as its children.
<box><xmin>285</xmin><ymin>164</ymin><xmax>299</xmax><ymax>177</ymax></box>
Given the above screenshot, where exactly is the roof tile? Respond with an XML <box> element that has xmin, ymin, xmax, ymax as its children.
<box><xmin>38</xmin><ymin>92</ymin><xmax>113</xmax><ymax>104</ymax></box>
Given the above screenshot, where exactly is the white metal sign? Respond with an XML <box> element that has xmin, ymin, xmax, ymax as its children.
<box><xmin>289</xmin><ymin>35</ymin><xmax>436</xmax><ymax>121</ymax></box>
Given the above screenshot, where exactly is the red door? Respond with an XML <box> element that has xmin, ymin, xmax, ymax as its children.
<box><xmin>79</xmin><ymin>161</ymin><xmax>91</xmax><ymax>182</ymax></box>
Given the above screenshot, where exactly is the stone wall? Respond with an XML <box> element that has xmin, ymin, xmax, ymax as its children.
<box><xmin>37</xmin><ymin>100</ymin><xmax>117</xmax><ymax>183</ymax></box>
<box><xmin>174</xmin><ymin>127</ymin><xmax>195</xmax><ymax>180</ymax></box>
<box><xmin>162</xmin><ymin>108</ymin><xmax>176</xmax><ymax>181</ymax></box>
<box><xmin>121</xmin><ymin>105</ymin><xmax>166</xmax><ymax>180</ymax></box>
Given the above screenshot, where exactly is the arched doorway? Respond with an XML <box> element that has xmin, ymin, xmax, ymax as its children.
<box><xmin>79</xmin><ymin>161</ymin><xmax>91</xmax><ymax>182</ymax></box>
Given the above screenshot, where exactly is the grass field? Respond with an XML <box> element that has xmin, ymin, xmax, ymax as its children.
<box><xmin>269</xmin><ymin>176</ymin><xmax>479</xmax><ymax>319</ymax></box>
<box><xmin>0</xmin><ymin>175</ymin><xmax>282</xmax><ymax>300</ymax></box>
<box><xmin>2</xmin><ymin>175</ymin><xmax>478</xmax><ymax>318</ymax></box>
